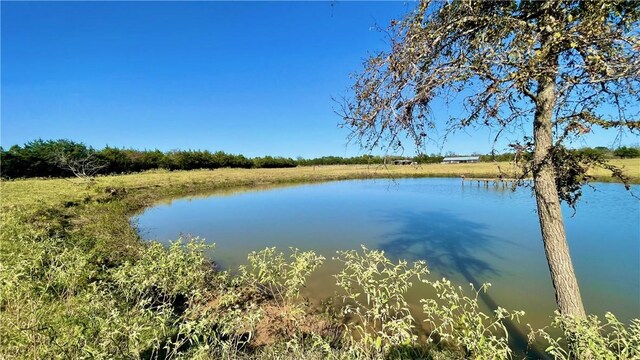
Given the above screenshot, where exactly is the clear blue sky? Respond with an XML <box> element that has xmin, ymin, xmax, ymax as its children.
<box><xmin>1</xmin><ymin>1</ymin><xmax>634</xmax><ymax>158</ymax></box>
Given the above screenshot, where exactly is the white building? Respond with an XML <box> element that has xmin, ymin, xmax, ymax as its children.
<box><xmin>441</xmin><ymin>156</ymin><xmax>480</xmax><ymax>164</ymax></box>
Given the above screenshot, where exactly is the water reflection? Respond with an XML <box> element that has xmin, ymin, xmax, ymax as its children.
<box><xmin>137</xmin><ymin>182</ymin><xmax>322</xmax><ymax>209</ymax></box>
<box><xmin>378</xmin><ymin>210</ymin><xmax>546</xmax><ymax>358</ymax></box>
<box><xmin>379</xmin><ymin>210</ymin><xmax>503</xmax><ymax>279</ymax></box>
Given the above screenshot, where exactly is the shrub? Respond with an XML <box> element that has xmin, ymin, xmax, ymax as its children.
<box><xmin>253</xmin><ymin>156</ymin><xmax>297</xmax><ymax>168</ymax></box>
<box><xmin>529</xmin><ymin>312</ymin><xmax>640</xmax><ymax>360</ymax></box>
<box><xmin>334</xmin><ymin>246</ymin><xmax>428</xmax><ymax>357</ymax></box>
<box><xmin>613</xmin><ymin>146</ymin><xmax>640</xmax><ymax>159</ymax></box>
<box><xmin>239</xmin><ymin>247</ymin><xmax>325</xmax><ymax>306</ymax></box>
<box><xmin>421</xmin><ymin>280</ymin><xmax>525</xmax><ymax>359</ymax></box>
<box><xmin>99</xmin><ymin>147</ymin><xmax>132</xmax><ymax>174</ymax></box>
<box><xmin>110</xmin><ymin>237</ymin><xmax>215</xmax><ymax>305</ymax></box>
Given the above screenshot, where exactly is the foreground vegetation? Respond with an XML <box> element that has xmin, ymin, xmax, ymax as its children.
<box><xmin>1</xmin><ymin>165</ymin><xmax>639</xmax><ymax>359</ymax></box>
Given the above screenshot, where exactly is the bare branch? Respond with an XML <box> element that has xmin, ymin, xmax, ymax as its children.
<box><xmin>52</xmin><ymin>149</ymin><xmax>106</xmax><ymax>179</ymax></box>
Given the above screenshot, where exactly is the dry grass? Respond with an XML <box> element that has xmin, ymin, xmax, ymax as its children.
<box><xmin>585</xmin><ymin>158</ymin><xmax>640</xmax><ymax>181</ymax></box>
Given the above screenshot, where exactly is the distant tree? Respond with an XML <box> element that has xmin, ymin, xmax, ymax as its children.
<box><xmin>227</xmin><ymin>153</ymin><xmax>253</xmax><ymax>169</ymax></box>
<box><xmin>137</xmin><ymin>150</ymin><xmax>166</xmax><ymax>171</ymax></box>
<box><xmin>253</xmin><ymin>156</ymin><xmax>297</xmax><ymax>168</ymax></box>
<box><xmin>0</xmin><ymin>145</ymin><xmax>27</xmax><ymax>178</ymax></box>
<box><xmin>52</xmin><ymin>141</ymin><xmax>106</xmax><ymax>179</ymax></box>
<box><xmin>2</xmin><ymin>139</ymin><xmax>306</xmax><ymax>177</ymax></box>
<box><xmin>2</xmin><ymin>139</ymin><xmax>101</xmax><ymax>178</ymax></box>
<box><xmin>575</xmin><ymin>146</ymin><xmax>611</xmax><ymax>159</ymax></box>
<box><xmin>479</xmin><ymin>152</ymin><xmax>516</xmax><ymax>162</ymax></box>
<box><xmin>613</xmin><ymin>146</ymin><xmax>640</xmax><ymax>158</ymax></box>
<box><xmin>414</xmin><ymin>153</ymin><xmax>443</xmax><ymax>164</ymax></box>
<box><xmin>340</xmin><ymin>0</ymin><xmax>639</xmax><ymax>325</ymax></box>
<box><xmin>99</xmin><ymin>147</ymin><xmax>132</xmax><ymax>174</ymax></box>
<box><xmin>23</xmin><ymin>140</ymin><xmax>68</xmax><ymax>177</ymax></box>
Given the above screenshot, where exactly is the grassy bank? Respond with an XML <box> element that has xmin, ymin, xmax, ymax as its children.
<box><xmin>1</xmin><ymin>161</ymin><xmax>639</xmax><ymax>359</ymax></box>
<box><xmin>4</xmin><ymin>159</ymin><xmax>638</xmax><ymax>208</ymax></box>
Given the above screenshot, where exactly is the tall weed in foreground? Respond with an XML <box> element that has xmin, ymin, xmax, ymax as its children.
<box><xmin>239</xmin><ymin>247</ymin><xmax>325</xmax><ymax>306</ymax></box>
<box><xmin>529</xmin><ymin>312</ymin><xmax>640</xmax><ymax>359</ymax></box>
<box><xmin>111</xmin><ymin>237</ymin><xmax>215</xmax><ymax>304</ymax></box>
<box><xmin>421</xmin><ymin>280</ymin><xmax>525</xmax><ymax>359</ymax></box>
<box><xmin>334</xmin><ymin>246</ymin><xmax>428</xmax><ymax>357</ymax></box>
<box><xmin>0</xmin><ymin>232</ymin><xmax>220</xmax><ymax>359</ymax></box>
<box><xmin>0</xmin><ymin>208</ymin><xmax>99</xmax><ymax>358</ymax></box>
<box><xmin>108</xmin><ymin>237</ymin><xmax>221</xmax><ymax>358</ymax></box>
<box><xmin>201</xmin><ymin>247</ymin><xmax>330</xmax><ymax>359</ymax></box>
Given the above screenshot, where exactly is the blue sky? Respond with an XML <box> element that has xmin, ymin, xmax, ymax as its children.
<box><xmin>1</xmin><ymin>1</ymin><xmax>635</xmax><ymax>158</ymax></box>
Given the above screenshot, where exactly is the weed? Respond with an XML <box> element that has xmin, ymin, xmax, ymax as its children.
<box><xmin>529</xmin><ymin>311</ymin><xmax>640</xmax><ymax>359</ymax></box>
<box><xmin>421</xmin><ymin>280</ymin><xmax>525</xmax><ymax>359</ymax></box>
<box><xmin>240</xmin><ymin>247</ymin><xmax>325</xmax><ymax>306</ymax></box>
<box><xmin>334</xmin><ymin>245</ymin><xmax>428</xmax><ymax>357</ymax></box>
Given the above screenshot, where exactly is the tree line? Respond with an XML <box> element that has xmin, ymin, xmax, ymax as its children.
<box><xmin>1</xmin><ymin>139</ymin><xmax>638</xmax><ymax>179</ymax></box>
<box><xmin>0</xmin><ymin>140</ymin><xmax>290</xmax><ymax>178</ymax></box>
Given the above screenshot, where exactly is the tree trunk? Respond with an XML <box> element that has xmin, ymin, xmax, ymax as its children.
<box><xmin>532</xmin><ymin>73</ymin><xmax>587</xmax><ymax>319</ymax></box>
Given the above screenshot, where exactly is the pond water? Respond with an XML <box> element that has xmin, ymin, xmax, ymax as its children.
<box><xmin>135</xmin><ymin>178</ymin><xmax>639</xmax><ymax>335</ymax></box>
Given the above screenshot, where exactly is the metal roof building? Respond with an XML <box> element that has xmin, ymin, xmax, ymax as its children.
<box><xmin>441</xmin><ymin>156</ymin><xmax>480</xmax><ymax>164</ymax></box>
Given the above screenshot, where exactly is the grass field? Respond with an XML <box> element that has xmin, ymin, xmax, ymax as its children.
<box><xmin>3</xmin><ymin>159</ymin><xmax>638</xmax><ymax>210</ymax></box>
<box><xmin>1</xmin><ymin>159</ymin><xmax>638</xmax><ymax>359</ymax></box>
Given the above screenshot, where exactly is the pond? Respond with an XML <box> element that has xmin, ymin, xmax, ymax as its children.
<box><xmin>135</xmin><ymin>178</ymin><xmax>639</xmax><ymax>334</ymax></box>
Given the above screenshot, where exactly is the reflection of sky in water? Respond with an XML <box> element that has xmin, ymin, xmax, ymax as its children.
<box><xmin>135</xmin><ymin>178</ymin><xmax>640</xmax><ymax>331</ymax></box>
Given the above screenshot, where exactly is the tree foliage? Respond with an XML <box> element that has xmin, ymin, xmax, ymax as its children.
<box><xmin>613</xmin><ymin>146</ymin><xmax>640</xmax><ymax>158</ymax></box>
<box><xmin>0</xmin><ymin>140</ymin><xmax>293</xmax><ymax>178</ymax></box>
<box><xmin>340</xmin><ymin>0</ymin><xmax>639</xmax><ymax>206</ymax></box>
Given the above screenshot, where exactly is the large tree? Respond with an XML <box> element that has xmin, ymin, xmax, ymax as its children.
<box><xmin>341</xmin><ymin>0</ymin><xmax>639</xmax><ymax>319</ymax></box>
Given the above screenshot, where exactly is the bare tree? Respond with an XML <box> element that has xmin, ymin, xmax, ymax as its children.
<box><xmin>53</xmin><ymin>148</ymin><xmax>106</xmax><ymax>179</ymax></box>
<box><xmin>340</xmin><ymin>0</ymin><xmax>638</xmax><ymax>321</ymax></box>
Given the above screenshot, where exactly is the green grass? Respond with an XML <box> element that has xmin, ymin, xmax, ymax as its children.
<box><xmin>1</xmin><ymin>161</ymin><xmax>638</xmax><ymax>359</ymax></box>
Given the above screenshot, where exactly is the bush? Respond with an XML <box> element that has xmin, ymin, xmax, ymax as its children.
<box><xmin>99</xmin><ymin>147</ymin><xmax>132</xmax><ymax>174</ymax></box>
<box><xmin>253</xmin><ymin>156</ymin><xmax>297</xmax><ymax>168</ymax></box>
<box><xmin>421</xmin><ymin>280</ymin><xmax>524</xmax><ymax>359</ymax></box>
<box><xmin>334</xmin><ymin>246</ymin><xmax>428</xmax><ymax>357</ymax></box>
<box><xmin>613</xmin><ymin>146</ymin><xmax>640</xmax><ymax>159</ymax></box>
<box><xmin>530</xmin><ymin>312</ymin><xmax>640</xmax><ymax>360</ymax></box>
<box><xmin>239</xmin><ymin>247</ymin><xmax>325</xmax><ymax>306</ymax></box>
<box><xmin>111</xmin><ymin>237</ymin><xmax>215</xmax><ymax>304</ymax></box>
<box><xmin>0</xmin><ymin>139</ymin><xmax>93</xmax><ymax>178</ymax></box>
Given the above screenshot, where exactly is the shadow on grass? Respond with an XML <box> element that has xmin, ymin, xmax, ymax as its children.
<box><xmin>378</xmin><ymin>210</ymin><xmax>548</xmax><ymax>359</ymax></box>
